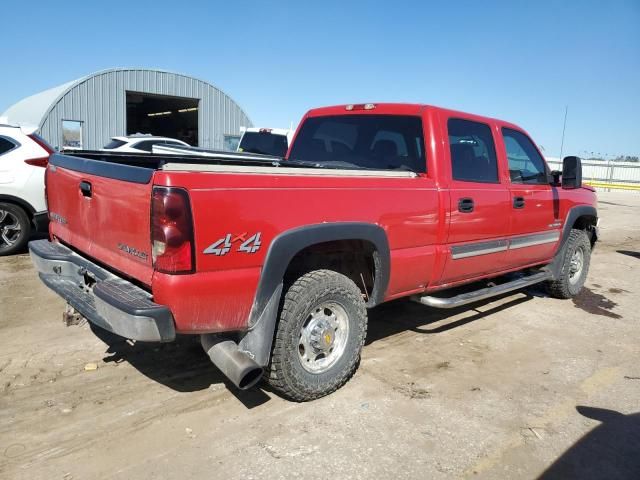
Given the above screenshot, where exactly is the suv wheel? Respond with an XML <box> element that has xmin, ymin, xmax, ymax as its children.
<box><xmin>545</xmin><ymin>228</ymin><xmax>591</xmax><ymax>299</ymax></box>
<box><xmin>267</xmin><ymin>269</ymin><xmax>367</xmax><ymax>401</ymax></box>
<box><xmin>0</xmin><ymin>203</ymin><xmax>31</xmax><ymax>256</ymax></box>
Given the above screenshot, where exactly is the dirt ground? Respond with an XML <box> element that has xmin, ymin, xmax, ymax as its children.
<box><xmin>1</xmin><ymin>191</ymin><xmax>638</xmax><ymax>480</ymax></box>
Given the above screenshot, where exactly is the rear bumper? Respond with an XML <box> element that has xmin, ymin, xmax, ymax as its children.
<box><xmin>29</xmin><ymin>239</ymin><xmax>175</xmax><ymax>342</ymax></box>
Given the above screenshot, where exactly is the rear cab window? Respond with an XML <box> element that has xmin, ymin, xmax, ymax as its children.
<box><xmin>288</xmin><ymin>114</ymin><xmax>426</xmax><ymax>172</ymax></box>
<box><xmin>447</xmin><ymin>118</ymin><xmax>499</xmax><ymax>183</ymax></box>
<box><xmin>239</xmin><ymin>132</ymin><xmax>288</xmax><ymax>157</ymax></box>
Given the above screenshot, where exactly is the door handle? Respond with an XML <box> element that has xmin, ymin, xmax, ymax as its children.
<box><xmin>79</xmin><ymin>181</ymin><xmax>92</xmax><ymax>198</ymax></box>
<box><xmin>458</xmin><ymin>197</ymin><xmax>474</xmax><ymax>213</ymax></box>
<box><xmin>513</xmin><ymin>196</ymin><xmax>525</xmax><ymax>209</ymax></box>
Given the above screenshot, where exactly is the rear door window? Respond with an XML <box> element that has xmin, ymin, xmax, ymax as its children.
<box><xmin>502</xmin><ymin>128</ymin><xmax>549</xmax><ymax>184</ymax></box>
<box><xmin>448</xmin><ymin>118</ymin><xmax>499</xmax><ymax>183</ymax></box>
<box><xmin>131</xmin><ymin>140</ymin><xmax>156</xmax><ymax>152</ymax></box>
<box><xmin>288</xmin><ymin>114</ymin><xmax>426</xmax><ymax>172</ymax></box>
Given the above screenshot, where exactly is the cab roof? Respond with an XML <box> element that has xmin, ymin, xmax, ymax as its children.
<box><xmin>305</xmin><ymin>103</ymin><xmax>523</xmax><ymax>131</ymax></box>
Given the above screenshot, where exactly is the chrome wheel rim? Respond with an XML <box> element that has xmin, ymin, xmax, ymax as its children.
<box><xmin>0</xmin><ymin>210</ymin><xmax>22</xmax><ymax>249</ymax></box>
<box><xmin>298</xmin><ymin>302</ymin><xmax>349</xmax><ymax>374</ymax></box>
<box><xmin>569</xmin><ymin>247</ymin><xmax>584</xmax><ymax>284</ymax></box>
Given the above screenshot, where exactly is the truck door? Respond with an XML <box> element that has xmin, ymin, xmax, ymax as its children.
<box><xmin>437</xmin><ymin>117</ymin><xmax>511</xmax><ymax>286</ymax></box>
<box><xmin>500</xmin><ymin>127</ymin><xmax>560</xmax><ymax>267</ymax></box>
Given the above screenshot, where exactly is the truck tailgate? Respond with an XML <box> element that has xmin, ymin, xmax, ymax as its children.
<box><xmin>47</xmin><ymin>154</ymin><xmax>155</xmax><ymax>286</ymax></box>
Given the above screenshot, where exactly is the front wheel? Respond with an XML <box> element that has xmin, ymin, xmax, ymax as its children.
<box><xmin>545</xmin><ymin>229</ymin><xmax>591</xmax><ymax>299</ymax></box>
<box><xmin>267</xmin><ymin>269</ymin><xmax>368</xmax><ymax>401</ymax></box>
<box><xmin>0</xmin><ymin>203</ymin><xmax>31</xmax><ymax>256</ymax></box>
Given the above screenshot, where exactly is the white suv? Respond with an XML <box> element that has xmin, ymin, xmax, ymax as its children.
<box><xmin>0</xmin><ymin>123</ymin><xmax>53</xmax><ymax>255</ymax></box>
<box><xmin>102</xmin><ymin>135</ymin><xmax>190</xmax><ymax>153</ymax></box>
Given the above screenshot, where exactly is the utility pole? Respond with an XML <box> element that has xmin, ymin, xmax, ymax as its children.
<box><xmin>559</xmin><ymin>105</ymin><xmax>568</xmax><ymax>160</ymax></box>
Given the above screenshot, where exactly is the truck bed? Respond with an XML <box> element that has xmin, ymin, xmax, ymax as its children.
<box><xmin>63</xmin><ymin>149</ymin><xmax>283</xmax><ymax>170</ymax></box>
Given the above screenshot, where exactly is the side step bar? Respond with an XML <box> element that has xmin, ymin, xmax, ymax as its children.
<box><xmin>411</xmin><ymin>271</ymin><xmax>552</xmax><ymax>309</ymax></box>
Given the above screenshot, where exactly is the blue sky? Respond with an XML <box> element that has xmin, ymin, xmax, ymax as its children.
<box><xmin>2</xmin><ymin>0</ymin><xmax>639</xmax><ymax>157</ymax></box>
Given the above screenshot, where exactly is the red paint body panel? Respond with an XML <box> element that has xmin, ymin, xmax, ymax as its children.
<box><xmin>154</xmin><ymin>171</ymin><xmax>441</xmax><ymax>331</ymax></box>
<box><xmin>47</xmin><ymin>166</ymin><xmax>154</xmax><ymax>285</ymax></box>
<box><xmin>45</xmin><ymin>103</ymin><xmax>598</xmax><ymax>335</ymax></box>
<box><xmin>152</xmin><ymin>267</ymin><xmax>261</xmax><ymax>333</ymax></box>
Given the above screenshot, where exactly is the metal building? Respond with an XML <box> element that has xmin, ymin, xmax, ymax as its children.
<box><xmin>1</xmin><ymin>68</ymin><xmax>252</xmax><ymax>151</ymax></box>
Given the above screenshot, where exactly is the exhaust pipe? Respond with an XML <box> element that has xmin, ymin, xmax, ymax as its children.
<box><xmin>200</xmin><ymin>334</ymin><xmax>263</xmax><ymax>390</ymax></box>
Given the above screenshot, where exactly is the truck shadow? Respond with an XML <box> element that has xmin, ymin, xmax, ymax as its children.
<box><xmin>366</xmin><ymin>291</ymin><xmax>534</xmax><ymax>345</ymax></box>
<box><xmin>539</xmin><ymin>406</ymin><xmax>640</xmax><ymax>479</ymax></box>
<box><xmin>89</xmin><ymin>286</ymin><xmax>536</xmax><ymax>407</ymax></box>
<box><xmin>90</xmin><ymin>324</ymin><xmax>271</xmax><ymax>409</ymax></box>
<box><xmin>616</xmin><ymin>249</ymin><xmax>640</xmax><ymax>260</ymax></box>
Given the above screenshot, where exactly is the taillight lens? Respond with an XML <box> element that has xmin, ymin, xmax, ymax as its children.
<box><xmin>151</xmin><ymin>187</ymin><xmax>195</xmax><ymax>274</ymax></box>
<box><xmin>24</xmin><ymin>157</ymin><xmax>49</xmax><ymax>168</ymax></box>
<box><xmin>26</xmin><ymin>133</ymin><xmax>54</xmax><ymax>168</ymax></box>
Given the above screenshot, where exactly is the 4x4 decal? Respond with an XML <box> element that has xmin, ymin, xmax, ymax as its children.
<box><xmin>204</xmin><ymin>232</ymin><xmax>262</xmax><ymax>256</ymax></box>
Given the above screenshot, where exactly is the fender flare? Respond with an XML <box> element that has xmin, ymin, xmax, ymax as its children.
<box><xmin>238</xmin><ymin>222</ymin><xmax>390</xmax><ymax>366</ymax></box>
<box><xmin>558</xmin><ymin>205</ymin><xmax>598</xmax><ymax>249</ymax></box>
<box><xmin>549</xmin><ymin>205</ymin><xmax>598</xmax><ymax>279</ymax></box>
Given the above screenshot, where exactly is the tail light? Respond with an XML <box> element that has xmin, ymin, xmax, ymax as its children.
<box><xmin>151</xmin><ymin>187</ymin><xmax>195</xmax><ymax>274</ymax></box>
<box><xmin>25</xmin><ymin>133</ymin><xmax>54</xmax><ymax>168</ymax></box>
<box><xmin>24</xmin><ymin>157</ymin><xmax>49</xmax><ymax>167</ymax></box>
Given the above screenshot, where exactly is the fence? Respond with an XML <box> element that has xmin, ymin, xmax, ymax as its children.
<box><xmin>545</xmin><ymin>157</ymin><xmax>640</xmax><ymax>191</ymax></box>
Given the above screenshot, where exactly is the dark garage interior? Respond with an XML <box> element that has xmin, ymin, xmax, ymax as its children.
<box><xmin>126</xmin><ymin>91</ymin><xmax>199</xmax><ymax>145</ymax></box>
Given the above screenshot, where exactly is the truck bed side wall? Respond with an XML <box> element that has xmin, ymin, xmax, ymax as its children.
<box><xmin>152</xmin><ymin>171</ymin><xmax>441</xmax><ymax>333</ymax></box>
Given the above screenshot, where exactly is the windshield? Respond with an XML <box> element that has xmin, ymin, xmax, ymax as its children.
<box><xmin>239</xmin><ymin>132</ymin><xmax>288</xmax><ymax>157</ymax></box>
<box><xmin>103</xmin><ymin>139</ymin><xmax>127</xmax><ymax>149</ymax></box>
<box><xmin>288</xmin><ymin>114</ymin><xmax>426</xmax><ymax>172</ymax></box>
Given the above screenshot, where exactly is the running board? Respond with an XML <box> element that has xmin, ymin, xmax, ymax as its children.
<box><xmin>411</xmin><ymin>271</ymin><xmax>552</xmax><ymax>309</ymax></box>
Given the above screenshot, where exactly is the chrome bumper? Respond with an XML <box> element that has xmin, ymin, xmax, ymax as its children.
<box><xmin>29</xmin><ymin>239</ymin><xmax>175</xmax><ymax>342</ymax></box>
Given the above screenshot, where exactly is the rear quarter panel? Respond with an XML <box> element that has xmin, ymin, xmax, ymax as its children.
<box><xmin>152</xmin><ymin>170</ymin><xmax>441</xmax><ymax>333</ymax></box>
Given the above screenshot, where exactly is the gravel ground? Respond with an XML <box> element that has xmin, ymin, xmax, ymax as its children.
<box><xmin>0</xmin><ymin>191</ymin><xmax>638</xmax><ymax>480</ymax></box>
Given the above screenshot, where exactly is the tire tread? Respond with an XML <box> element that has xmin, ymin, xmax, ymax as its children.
<box><xmin>267</xmin><ymin>269</ymin><xmax>367</xmax><ymax>402</ymax></box>
<box><xmin>545</xmin><ymin>228</ymin><xmax>591</xmax><ymax>299</ymax></box>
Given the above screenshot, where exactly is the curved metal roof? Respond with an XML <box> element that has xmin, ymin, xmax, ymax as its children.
<box><xmin>1</xmin><ymin>68</ymin><xmax>247</xmax><ymax>129</ymax></box>
<box><xmin>2</xmin><ymin>78</ymin><xmax>78</xmax><ymax>128</ymax></box>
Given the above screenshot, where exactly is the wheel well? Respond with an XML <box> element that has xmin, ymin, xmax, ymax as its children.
<box><xmin>284</xmin><ymin>240</ymin><xmax>377</xmax><ymax>301</ymax></box>
<box><xmin>572</xmin><ymin>214</ymin><xmax>597</xmax><ymax>245</ymax></box>
<box><xmin>0</xmin><ymin>196</ymin><xmax>35</xmax><ymax>219</ymax></box>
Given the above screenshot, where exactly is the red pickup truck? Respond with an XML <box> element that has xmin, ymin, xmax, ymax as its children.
<box><xmin>30</xmin><ymin>103</ymin><xmax>598</xmax><ymax>401</ymax></box>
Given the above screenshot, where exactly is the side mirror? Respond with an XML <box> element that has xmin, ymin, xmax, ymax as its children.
<box><xmin>562</xmin><ymin>156</ymin><xmax>582</xmax><ymax>189</ymax></box>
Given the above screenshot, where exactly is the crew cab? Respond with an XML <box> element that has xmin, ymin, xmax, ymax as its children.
<box><xmin>29</xmin><ymin>103</ymin><xmax>598</xmax><ymax>401</ymax></box>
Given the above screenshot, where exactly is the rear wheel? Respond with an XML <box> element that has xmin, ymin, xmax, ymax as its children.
<box><xmin>545</xmin><ymin>229</ymin><xmax>591</xmax><ymax>299</ymax></box>
<box><xmin>0</xmin><ymin>203</ymin><xmax>30</xmax><ymax>256</ymax></box>
<box><xmin>267</xmin><ymin>269</ymin><xmax>367</xmax><ymax>401</ymax></box>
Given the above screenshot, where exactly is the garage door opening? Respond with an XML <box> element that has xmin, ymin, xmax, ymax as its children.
<box><xmin>126</xmin><ymin>92</ymin><xmax>199</xmax><ymax>146</ymax></box>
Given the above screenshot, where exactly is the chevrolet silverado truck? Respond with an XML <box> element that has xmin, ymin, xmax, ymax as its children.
<box><xmin>29</xmin><ymin>103</ymin><xmax>598</xmax><ymax>401</ymax></box>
